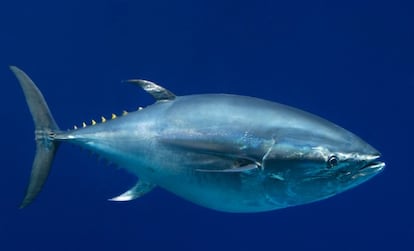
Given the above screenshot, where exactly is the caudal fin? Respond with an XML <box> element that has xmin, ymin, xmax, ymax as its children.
<box><xmin>10</xmin><ymin>66</ymin><xmax>60</xmax><ymax>208</ymax></box>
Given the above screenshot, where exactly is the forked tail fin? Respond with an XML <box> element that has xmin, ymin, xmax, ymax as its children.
<box><xmin>10</xmin><ymin>66</ymin><xmax>60</xmax><ymax>208</ymax></box>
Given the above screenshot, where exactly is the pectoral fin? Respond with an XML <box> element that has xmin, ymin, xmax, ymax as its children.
<box><xmin>108</xmin><ymin>180</ymin><xmax>156</xmax><ymax>202</ymax></box>
<box><xmin>160</xmin><ymin>136</ymin><xmax>264</xmax><ymax>166</ymax></box>
<box><xmin>196</xmin><ymin>164</ymin><xmax>259</xmax><ymax>174</ymax></box>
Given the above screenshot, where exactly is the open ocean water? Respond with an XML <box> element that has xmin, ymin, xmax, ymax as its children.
<box><xmin>0</xmin><ymin>1</ymin><xmax>413</xmax><ymax>250</ymax></box>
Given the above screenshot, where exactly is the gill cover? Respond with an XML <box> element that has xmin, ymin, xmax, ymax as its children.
<box><xmin>10</xmin><ymin>66</ymin><xmax>60</xmax><ymax>208</ymax></box>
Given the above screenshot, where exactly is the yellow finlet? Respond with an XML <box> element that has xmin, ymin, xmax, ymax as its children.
<box><xmin>74</xmin><ymin>125</ymin><xmax>78</xmax><ymax>130</ymax></box>
<box><xmin>101</xmin><ymin>116</ymin><xmax>106</xmax><ymax>123</ymax></box>
<box><xmin>91</xmin><ymin>119</ymin><xmax>97</xmax><ymax>125</ymax></box>
<box><xmin>111</xmin><ymin>113</ymin><xmax>117</xmax><ymax>119</ymax></box>
<box><xmin>82</xmin><ymin>122</ymin><xmax>87</xmax><ymax>128</ymax></box>
<box><xmin>138</xmin><ymin>107</ymin><xmax>143</xmax><ymax>111</ymax></box>
<box><xmin>122</xmin><ymin>110</ymin><xmax>128</xmax><ymax>116</ymax></box>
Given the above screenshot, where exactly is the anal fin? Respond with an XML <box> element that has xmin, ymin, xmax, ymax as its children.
<box><xmin>108</xmin><ymin>180</ymin><xmax>156</xmax><ymax>202</ymax></box>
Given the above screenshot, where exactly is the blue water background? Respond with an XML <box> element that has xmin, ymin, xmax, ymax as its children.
<box><xmin>0</xmin><ymin>1</ymin><xmax>413</xmax><ymax>250</ymax></box>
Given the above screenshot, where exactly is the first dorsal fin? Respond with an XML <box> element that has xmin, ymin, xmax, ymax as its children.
<box><xmin>126</xmin><ymin>79</ymin><xmax>176</xmax><ymax>102</ymax></box>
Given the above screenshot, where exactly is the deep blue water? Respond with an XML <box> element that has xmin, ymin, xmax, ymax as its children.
<box><xmin>1</xmin><ymin>1</ymin><xmax>413</xmax><ymax>250</ymax></box>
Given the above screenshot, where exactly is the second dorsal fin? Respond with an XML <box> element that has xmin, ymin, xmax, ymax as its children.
<box><xmin>126</xmin><ymin>79</ymin><xmax>176</xmax><ymax>102</ymax></box>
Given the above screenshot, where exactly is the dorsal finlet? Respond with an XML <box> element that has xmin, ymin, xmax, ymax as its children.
<box><xmin>122</xmin><ymin>110</ymin><xmax>128</xmax><ymax>116</ymax></box>
<box><xmin>91</xmin><ymin>119</ymin><xmax>97</xmax><ymax>125</ymax></box>
<box><xmin>101</xmin><ymin>116</ymin><xmax>106</xmax><ymax>123</ymax></box>
<box><xmin>125</xmin><ymin>79</ymin><xmax>176</xmax><ymax>102</ymax></box>
<box><xmin>73</xmin><ymin>125</ymin><xmax>78</xmax><ymax>130</ymax></box>
<box><xmin>82</xmin><ymin>122</ymin><xmax>86</xmax><ymax>128</ymax></box>
<box><xmin>111</xmin><ymin>113</ymin><xmax>117</xmax><ymax>119</ymax></box>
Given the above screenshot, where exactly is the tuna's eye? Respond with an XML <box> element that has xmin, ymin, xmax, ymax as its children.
<box><xmin>327</xmin><ymin>155</ymin><xmax>338</xmax><ymax>168</ymax></box>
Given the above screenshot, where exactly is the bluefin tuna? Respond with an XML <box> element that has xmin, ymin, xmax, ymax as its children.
<box><xmin>11</xmin><ymin>66</ymin><xmax>384</xmax><ymax>212</ymax></box>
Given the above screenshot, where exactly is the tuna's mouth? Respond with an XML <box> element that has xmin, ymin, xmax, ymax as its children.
<box><xmin>359</xmin><ymin>161</ymin><xmax>385</xmax><ymax>175</ymax></box>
